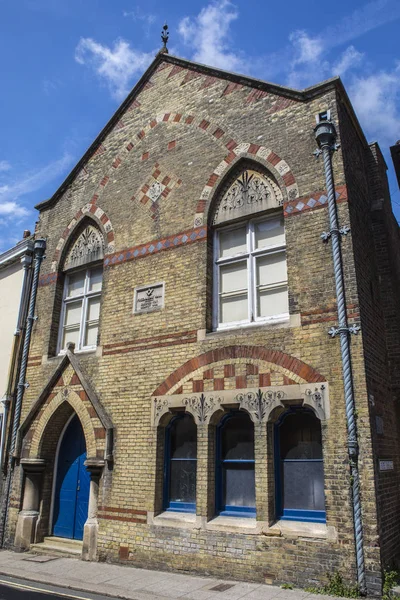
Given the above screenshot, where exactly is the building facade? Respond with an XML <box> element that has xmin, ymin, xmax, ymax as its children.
<box><xmin>4</xmin><ymin>51</ymin><xmax>400</xmax><ymax>595</ymax></box>
<box><xmin>0</xmin><ymin>235</ymin><xmax>33</xmax><ymax>469</ymax></box>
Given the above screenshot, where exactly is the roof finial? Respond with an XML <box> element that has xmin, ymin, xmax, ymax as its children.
<box><xmin>160</xmin><ymin>22</ymin><xmax>169</xmax><ymax>54</ymax></box>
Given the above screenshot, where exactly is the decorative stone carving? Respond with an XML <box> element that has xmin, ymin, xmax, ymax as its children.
<box><xmin>152</xmin><ymin>383</ymin><xmax>330</xmax><ymax>427</ymax></box>
<box><xmin>302</xmin><ymin>385</ymin><xmax>327</xmax><ymax>420</ymax></box>
<box><xmin>183</xmin><ymin>393</ymin><xmax>219</xmax><ymax>425</ymax></box>
<box><xmin>64</xmin><ymin>225</ymin><xmax>104</xmax><ymax>270</ymax></box>
<box><xmin>213</xmin><ymin>169</ymin><xmax>283</xmax><ymax>225</ymax></box>
<box><xmin>153</xmin><ymin>397</ymin><xmax>170</xmax><ymax>426</ymax></box>
<box><xmin>148</xmin><ymin>181</ymin><xmax>165</xmax><ymax>203</ymax></box>
<box><xmin>235</xmin><ymin>389</ymin><xmax>286</xmax><ymax>424</ymax></box>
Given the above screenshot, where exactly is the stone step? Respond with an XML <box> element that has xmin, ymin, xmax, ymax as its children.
<box><xmin>30</xmin><ymin>536</ymin><xmax>82</xmax><ymax>558</ymax></box>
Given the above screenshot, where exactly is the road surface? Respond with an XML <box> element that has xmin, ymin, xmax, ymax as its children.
<box><xmin>0</xmin><ymin>577</ymin><xmax>119</xmax><ymax>600</ymax></box>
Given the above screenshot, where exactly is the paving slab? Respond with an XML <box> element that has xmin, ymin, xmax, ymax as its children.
<box><xmin>0</xmin><ymin>550</ymin><xmax>353</xmax><ymax>600</ymax></box>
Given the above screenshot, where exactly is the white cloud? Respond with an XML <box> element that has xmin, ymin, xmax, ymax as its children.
<box><xmin>178</xmin><ymin>0</ymin><xmax>246</xmax><ymax>72</ymax></box>
<box><xmin>0</xmin><ymin>201</ymin><xmax>29</xmax><ymax>218</ymax></box>
<box><xmin>0</xmin><ymin>152</ymin><xmax>74</xmax><ymax>225</ymax></box>
<box><xmin>123</xmin><ymin>8</ymin><xmax>156</xmax><ymax>37</ymax></box>
<box><xmin>0</xmin><ymin>160</ymin><xmax>11</xmax><ymax>172</ymax></box>
<box><xmin>324</xmin><ymin>0</ymin><xmax>400</xmax><ymax>50</ymax></box>
<box><xmin>349</xmin><ymin>63</ymin><xmax>400</xmax><ymax>143</ymax></box>
<box><xmin>332</xmin><ymin>46</ymin><xmax>364</xmax><ymax>77</ymax></box>
<box><xmin>75</xmin><ymin>37</ymin><xmax>153</xmax><ymax>101</ymax></box>
<box><xmin>289</xmin><ymin>31</ymin><xmax>324</xmax><ymax>66</ymax></box>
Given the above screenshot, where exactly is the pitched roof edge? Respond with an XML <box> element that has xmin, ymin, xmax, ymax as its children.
<box><xmin>35</xmin><ymin>53</ymin><xmax>342</xmax><ymax>211</ymax></box>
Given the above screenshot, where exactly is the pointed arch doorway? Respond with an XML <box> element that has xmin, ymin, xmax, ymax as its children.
<box><xmin>52</xmin><ymin>415</ymin><xmax>90</xmax><ymax>540</ymax></box>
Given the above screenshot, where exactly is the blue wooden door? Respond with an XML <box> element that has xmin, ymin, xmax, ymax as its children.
<box><xmin>53</xmin><ymin>415</ymin><xmax>90</xmax><ymax>540</ymax></box>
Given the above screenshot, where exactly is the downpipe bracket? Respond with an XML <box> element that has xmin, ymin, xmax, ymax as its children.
<box><xmin>321</xmin><ymin>225</ymin><xmax>350</xmax><ymax>242</ymax></box>
<box><xmin>313</xmin><ymin>142</ymin><xmax>341</xmax><ymax>158</ymax></box>
<box><xmin>328</xmin><ymin>324</ymin><xmax>361</xmax><ymax>337</ymax></box>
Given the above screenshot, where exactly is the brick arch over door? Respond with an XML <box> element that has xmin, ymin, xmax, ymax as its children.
<box><xmin>152</xmin><ymin>346</ymin><xmax>325</xmax><ymax>396</ymax></box>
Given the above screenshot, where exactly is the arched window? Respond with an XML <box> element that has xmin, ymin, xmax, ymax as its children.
<box><xmin>275</xmin><ymin>408</ymin><xmax>326</xmax><ymax>523</ymax></box>
<box><xmin>164</xmin><ymin>414</ymin><xmax>197</xmax><ymax>513</ymax></box>
<box><xmin>216</xmin><ymin>411</ymin><xmax>255</xmax><ymax>517</ymax></box>
<box><xmin>57</xmin><ymin>222</ymin><xmax>104</xmax><ymax>353</ymax></box>
<box><xmin>211</xmin><ymin>164</ymin><xmax>288</xmax><ymax>330</ymax></box>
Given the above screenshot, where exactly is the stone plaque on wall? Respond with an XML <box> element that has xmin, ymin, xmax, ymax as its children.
<box><xmin>134</xmin><ymin>283</ymin><xmax>165</xmax><ymax>314</ymax></box>
<box><xmin>379</xmin><ymin>460</ymin><xmax>394</xmax><ymax>471</ymax></box>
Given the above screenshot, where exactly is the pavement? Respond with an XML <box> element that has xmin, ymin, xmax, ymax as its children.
<box><xmin>0</xmin><ymin>549</ymin><xmax>334</xmax><ymax>600</ymax></box>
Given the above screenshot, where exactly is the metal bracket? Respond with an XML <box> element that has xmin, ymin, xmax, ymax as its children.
<box><xmin>321</xmin><ymin>225</ymin><xmax>350</xmax><ymax>242</ymax></box>
<box><xmin>313</xmin><ymin>143</ymin><xmax>340</xmax><ymax>158</ymax></box>
<box><xmin>17</xmin><ymin>382</ymin><xmax>30</xmax><ymax>390</ymax></box>
<box><xmin>328</xmin><ymin>324</ymin><xmax>361</xmax><ymax>337</ymax></box>
<box><xmin>27</xmin><ymin>315</ymin><xmax>38</xmax><ymax>323</ymax></box>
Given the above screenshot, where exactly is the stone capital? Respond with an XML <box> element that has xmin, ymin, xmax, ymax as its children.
<box><xmin>20</xmin><ymin>458</ymin><xmax>46</xmax><ymax>474</ymax></box>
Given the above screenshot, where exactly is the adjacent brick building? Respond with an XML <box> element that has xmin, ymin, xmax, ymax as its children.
<box><xmin>4</xmin><ymin>49</ymin><xmax>400</xmax><ymax>595</ymax></box>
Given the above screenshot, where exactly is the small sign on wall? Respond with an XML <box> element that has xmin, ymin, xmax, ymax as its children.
<box><xmin>379</xmin><ymin>460</ymin><xmax>394</xmax><ymax>472</ymax></box>
<box><xmin>134</xmin><ymin>282</ymin><xmax>165</xmax><ymax>314</ymax></box>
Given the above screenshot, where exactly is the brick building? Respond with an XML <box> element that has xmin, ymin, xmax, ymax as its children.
<box><xmin>4</xmin><ymin>47</ymin><xmax>400</xmax><ymax>595</ymax></box>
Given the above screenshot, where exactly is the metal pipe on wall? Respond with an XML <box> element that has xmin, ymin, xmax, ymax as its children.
<box><xmin>314</xmin><ymin>119</ymin><xmax>366</xmax><ymax>594</ymax></box>
<box><xmin>0</xmin><ymin>251</ymin><xmax>33</xmax><ymax>471</ymax></box>
<box><xmin>0</xmin><ymin>238</ymin><xmax>46</xmax><ymax>547</ymax></box>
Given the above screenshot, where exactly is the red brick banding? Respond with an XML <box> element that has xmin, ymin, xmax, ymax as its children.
<box><xmin>153</xmin><ymin>346</ymin><xmax>326</xmax><ymax>395</ymax></box>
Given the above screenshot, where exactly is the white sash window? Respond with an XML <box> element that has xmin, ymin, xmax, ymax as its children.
<box><xmin>214</xmin><ymin>215</ymin><xmax>288</xmax><ymax>330</ymax></box>
<box><xmin>58</xmin><ymin>266</ymin><xmax>102</xmax><ymax>353</ymax></box>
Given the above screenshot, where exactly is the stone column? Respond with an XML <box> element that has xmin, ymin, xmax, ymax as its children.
<box><xmin>254</xmin><ymin>422</ymin><xmax>269</xmax><ymax>523</ymax></box>
<box><xmin>196</xmin><ymin>423</ymin><xmax>215</xmax><ymax>526</ymax></box>
<box><xmin>14</xmin><ymin>458</ymin><xmax>46</xmax><ymax>550</ymax></box>
<box><xmin>82</xmin><ymin>458</ymin><xmax>104</xmax><ymax>561</ymax></box>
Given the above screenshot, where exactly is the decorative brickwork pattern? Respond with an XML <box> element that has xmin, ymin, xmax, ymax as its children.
<box><xmin>284</xmin><ymin>185</ymin><xmax>348</xmax><ymax>217</ymax></box>
<box><xmin>131</xmin><ymin>162</ymin><xmax>182</xmax><ymax>220</ymax></box>
<box><xmin>103</xmin><ymin>227</ymin><xmax>206</xmax><ymax>268</ymax></box>
<box><xmin>153</xmin><ymin>346</ymin><xmax>325</xmax><ymax>396</ymax></box>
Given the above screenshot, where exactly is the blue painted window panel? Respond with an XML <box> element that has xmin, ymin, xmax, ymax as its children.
<box><xmin>275</xmin><ymin>408</ymin><xmax>326</xmax><ymax>524</ymax></box>
<box><xmin>281</xmin><ymin>460</ymin><xmax>325</xmax><ymax>512</ymax></box>
<box><xmin>164</xmin><ymin>415</ymin><xmax>197</xmax><ymax>512</ymax></box>
<box><xmin>53</xmin><ymin>415</ymin><xmax>90</xmax><ymax>540</ymax></box>
<box><xmin>217</xmin><ymin>412</ymin><xmax>255</xmax><ymax>517</ymax></box>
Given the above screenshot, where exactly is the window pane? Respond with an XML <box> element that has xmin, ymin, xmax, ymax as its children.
<box><xmin>255</xmin><ymin>218</ymin><xmax>285</xmax><ymax>249</ymax></box>
<box><xmin>219</xmin><ymin>227</ymin><xmax>247</xmax><ymax>258</ymax></box>
<box><xmin>171</xmin><ymin>415</ymin><xmax>197</xmax><ymax>459</ymax></box>
<box><xmin>170</xmin><ymin>460</ymin><xmax>196</xmax><ymax>503</ymax></box>
<box><xmin>64</xmin><ymin>301</ymin><xmax>83</xmax><ymax>326</ymax></box>
<box><xmin>89</xmin><ymin>267</ymin><xmax>103</xmax><ymax>292</ymax></box>
<box><xmin>220</xmin><ymin>261</ymin><xmax>247</xmax><ymax>293</ymax></box>
<box><xmin>280</xmin><ymin>412</ymin><xmax>323</xmax><ymax>459</ymax></box>
<box><xmin>256</xmin><ymin>252</ymin><xmax>287</xmax><ymax>287</ymax></box>
<box><xmin>282</xmin><ymin>461</ymin><xmax>325</xmax><ymax>511</ymax></box>
<box><xmin>62</xmin><ymin>327</ymin><xmax>80</xmax><ymax>349</ymax></box>
<box><xmin>84</xmin><ymin>323</ymin><xmax>98</xmax><ymax>347</ymax></box>
<box><xmin>220</xmin><ymin>294</ymin><xmax>248</xmax><ymax>323</ymax></box>
<box><xmin>222</xmin><ymin>414</ymin><xmax>254</xmax><ymax>460</ymax></box>
<box><xmin>257</xmin><ymin>286</ymin><xmax>288</xmax><ymax>318</ymax></box>
<box><xmin>223</xmin><ymin>463</ymin><xmax>255</xmax><ymax>508</ymax></box>
<box><xmin>67</xmin><ymin>272</ymin><xmax>85</xmax><ymax>297</ymax></box>
<box><xmin>87</xmin><ymin>297</ymin><xmax>100</xmax><ymax>322</ymax></box>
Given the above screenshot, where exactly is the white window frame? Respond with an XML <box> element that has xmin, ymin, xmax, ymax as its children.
<box><xmin>213</xmin><ymin>214</ymin><xmax>288</xmax><ymax>331</ymax></box>
<box><xmin>57</xmin><ymin>265</ymin><xmax>102</xmax><ymax>354</ymax></box>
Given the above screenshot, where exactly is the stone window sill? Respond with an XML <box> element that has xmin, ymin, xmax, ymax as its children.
<box><xmin>149</xmin><ymin>511</ymin><xmax>201</xmax><ymax>530</ymax></box>
<box><xmin>206</xmin><ymin>515</ymin><xmax>261</xmax><ymax>535</ymax></box>
<box><xmin>148</xmin><ymin>512</ymin><xmax>337</xmax><ymax>540</ymax></box>
<box><xmin>269</xmin><ymin>520</ymin><xmax>337</xmax><ymax>541</ymax></box>
<box><xmin>198</xmin><ymin>314</ymin><xmax>300</xmax><ymax>341</ymax></box>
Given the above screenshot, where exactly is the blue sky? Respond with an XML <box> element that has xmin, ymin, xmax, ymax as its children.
<box><xmin>1</xmin><ymin>0</ymin><xmax>400</xmax><ymax>251</ymax></box>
